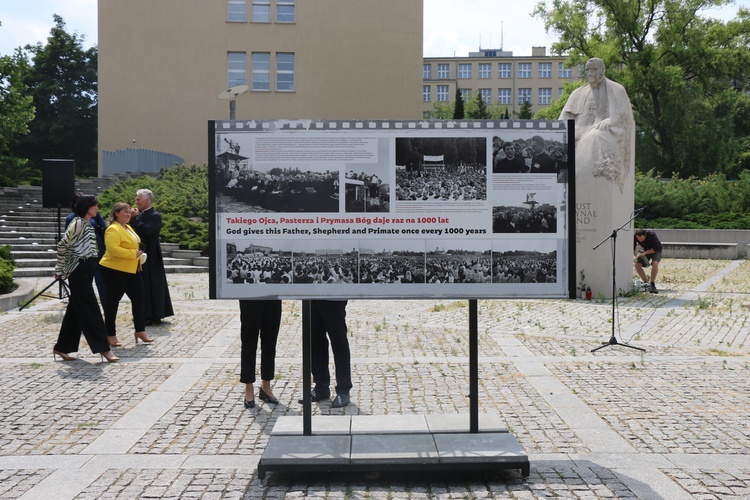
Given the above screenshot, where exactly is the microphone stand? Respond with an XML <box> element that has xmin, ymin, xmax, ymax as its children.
<box><xmin>591</xmin><ymin>211</ymin><xmax>645</xmax><ymax>353</ymax></box>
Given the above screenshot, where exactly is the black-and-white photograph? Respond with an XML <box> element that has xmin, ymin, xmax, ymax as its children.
<box><xmin>394</xmin><ymin>137</ymin><xmax>487</xmax><ymax>201</ymax></box>
<box><xmin>491</xmin><ymin>134</ymin><xmax>568</xmax><ymax>181</ymax></box>
<box><xmin>492</xmin><ymin>249</ymin><xmax>558</xmax><ymax>284</ymax></box>
<box><xmin>358</xmin><ymin>240</ymin><xmax>426</xmax><ymax>283</ymax></box>
<box><xmin>226</xmin><ymin>240</ymin><xmax>293</xmax><ymax>284</ymax></box>
<box><xmin>344</xmin><ymin>166</ymin><xmax>390</xmax><ymax>213</ymax></box>
<box><xmin>424</xmin><ymin>240</ymin><xmax>492</xmax><ymax>284</ymax></box>
<box><xmin>215</xmin><ymin>135</ymin><xmax>340</xmax><ymax>213</ymax></box>
<box><xmin>492</xmin><ymin>191</ymin><xmax>558</xmax><ymax>233</ymax></box>
<box><xmin>291</xmin><ymin>240</ymin><xmax>359</xmax><ymax>284</ymax></box>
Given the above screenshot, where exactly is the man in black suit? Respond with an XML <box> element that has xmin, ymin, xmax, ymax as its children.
<box><xmin>131</xmin><ymin>189</ymin><xmax>174</xmax><ymax>325</ymax></box>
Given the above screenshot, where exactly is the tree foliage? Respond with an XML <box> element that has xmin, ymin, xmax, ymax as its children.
<box><xmin>0</xmin><ymin>45</ymin><xmax>35</xmax><ymax>186</ymax></box>
<box><xmin>467</xmin><ymin>92</ymin><xmax>490</xmax><ymax>119</ymax></box>
<box><xmin>517</xmin><ymin>99</ymin><xmax>534</xmax><ymax>119</ymax></box>
<box><xmin>452</xmin><ymin>88</ymin><xmax>465</xmax><ymax>119</ymax></box>
<box><xmin>17</xmin><ymin>15</ymin><xmax>98</xmax><ymax>177</ymax></box>
<box><xmin>534</xmin><ymin>0</ymin><xmax>750</xmax><ymax>178</ymax></box>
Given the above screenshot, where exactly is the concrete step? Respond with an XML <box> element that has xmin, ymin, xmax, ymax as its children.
<box><xmin>0</xmin><ymin>230</ymin><xmax>59</xmax><ymax>238</ymax></box>
<box><xmin>14</xmin><ymin>264</ymin><xmax>207</xmax><ymax>278</ymax></box>
<box><xmin>0</xmin><ymin>239</ymin><xmax>57</xmax><ymax>247</ymax></box>
<box><xmin>9</xmin><ymin>251</ymin><xmax>57</xmax><ymax>260</ymax></box>
<box><xmin>14</xmin><ymin>258</ymin><xmax>57</xmax><ymax>268</ymax></box>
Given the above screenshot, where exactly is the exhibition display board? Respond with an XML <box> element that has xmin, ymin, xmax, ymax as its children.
<box><xmin>209</xmin><ymin>119</ymin><xmax>575</xmax><ymax>300</ymax></box>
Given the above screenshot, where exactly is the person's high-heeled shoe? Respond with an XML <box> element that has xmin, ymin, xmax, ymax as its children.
<box><xmin>134</xmin><ymin>331</ymin><xmax>155</xmax><ymax>344</ymax></box>
<box><xmin>53</xmin><ymin>350</ymin><xmax>76</xmax><ymax>361</ymax></box>
<box><xmin>107</xmin><ymin>335</ymin><xmax>122</xmax><ymax>347</ymax></box>
<box><xmin>100</xmin><ymin>351</ymin><xmax>120</xmax><ymax>363</ymax></box>
<box><xmin>258</xmin><ymin>387</ymin><xmax>279</xmax><ymax>405</ymax></box>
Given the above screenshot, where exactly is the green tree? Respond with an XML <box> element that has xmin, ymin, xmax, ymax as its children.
<box><xmin>0</xmin><ymin>45</ymin><xmax>35</xmax><ymax>186</ymax></box>
<box><xmin>453</xmin><ymin>88</ymin><xmax>465</xmax><ymax>119</ymax></box>
<box><xmin>534</xmin><ymin>0</ymin><xmax>750</xmax><ymax>178</ymax></box>
<box><xmin>467</xmin><ymin>92</ymin><xmax>489</xmax><ymax>119</ymax></box>
<box><xmin>18</xmin><ymin>15</ymin><xmax>98</xmax><ymax>177</ymax></box>
<box><xmin>430</xmin><ymin>101</ymin><xmax>453</xmax><ymax>119</ymax></box>
<box><xmin>517</xmin><ymin>99</ymin><xmax>533</xmax><ymax>119</ymax></box>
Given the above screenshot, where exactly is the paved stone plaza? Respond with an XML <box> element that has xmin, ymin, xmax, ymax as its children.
<box><xmin>0</xmin><ymin>259</ymin><xmax>748</xmax><ymax>499</ymax></box>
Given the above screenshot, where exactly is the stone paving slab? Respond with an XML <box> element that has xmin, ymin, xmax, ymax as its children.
<box><xmin>0</xmin><ymin>260</ymin><xmax>748</xmax><ymax>498</ymax></box>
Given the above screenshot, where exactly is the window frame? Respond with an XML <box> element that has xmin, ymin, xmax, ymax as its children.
<box><xmin>437</xmin><ymin>64</ymin><xmax>450</xmax><ymax>79</ymax></box>
<box><xmin>538</xmin><ymin>62</ymin><xmax>552</xmax><ymax>78</ymax></box>
<box><xmin>518</xmin><ymin>63</ymin><xmax>532</xmax><ymax>79</ymax></box>
<box><xmin>275</xmin><ymin>52</ymin><xmax>295</xmax><ymax>92</ymax></box>
<box><xmin>538</xmin><ymin>88</ymin><xmax>552</xmax><ymax>105</ymax></box>
<box><xmin>251</xmin><ymin>52</ymin><xmax>271</xmax><ymax>91</ymax></box>
<box><xmin>518</xmin><ymin>88</ymin><xmax>531</xmax><ymax>104</ymax></box>
<box><xmin>227</xmin><ymin>51</ymin><xmax>247</xmax><ymax>88</ymax></box>
<box><xmin>227</xmin><ymin>0</ymin><xmax>247</xmax><ymax>22</ymax></box>
<box><xmin>436</xmin><ymin>84</ymin><xmax>449</xmax><ymax>102</ymax></box>
<box><xmin>498</xmin><ymin>88</ymin><xmax>511</xmax><ymax>105</ymax></box>
<box><xmin>458</xmin><ymin>63</ymin><xmax>472</xmax><ymax>79</ymax></box>
<box><xmin>478</xmin><ymin>63</ymin><xmax>491</xmax><ymax>79</ymax></box>
<box><xmin>498</xmin><ymin>63</ymin><xmax>512</xmax><ymax>79</ymax></box>
<box><xmin>276</xmin><ymin>0</ymin><xmax>295</xmax><ymax>23</ymax></box>
<box><xmin>423</xmin><ymin>85</ymin><xmax>431</xmax><ymax>102</ymax></box>
<box><xmin>251</xmin><ymin>0</ymin><xmax>271</xmax><ymax>22</ymax></box>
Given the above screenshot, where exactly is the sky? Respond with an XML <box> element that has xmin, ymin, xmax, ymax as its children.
<box><xmin>0</xmin><ymin>0</ymin><xmax>748</xmax><ymax>57</ymax></box>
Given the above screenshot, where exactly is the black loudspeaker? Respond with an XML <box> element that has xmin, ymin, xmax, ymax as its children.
<box><xmin>42</xmin><ymin>159</ymin><xmax>76</xmax><ymax>209</ymax></box>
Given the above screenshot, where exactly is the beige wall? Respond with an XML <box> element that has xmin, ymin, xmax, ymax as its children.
<box><xmin>98</xmin><ymin>0</ymin><xmax>423</xmax><ymax>172</ymax></box>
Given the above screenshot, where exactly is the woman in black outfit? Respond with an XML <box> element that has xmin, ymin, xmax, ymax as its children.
<box><xmin>53</xmin><ymin>195</ymin><xmax>119</xmax><ymax>363</ymax></box>
<box><xmin>239</xmin><ymin>300</ymin><xmax>282</xmax><ymax>408</ymax></box>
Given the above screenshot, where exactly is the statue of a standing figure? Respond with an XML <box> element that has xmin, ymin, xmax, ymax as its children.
<box><xmin>560</xmin><ymin>57</ymin><xmax>636</xmax><ymax>297</ymax></box>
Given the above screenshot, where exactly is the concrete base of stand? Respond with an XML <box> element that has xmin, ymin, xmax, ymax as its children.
<box><xmin>257</xmin><ymin>414</ymin><xmax>529</xmax><ymax>479</ymax></box>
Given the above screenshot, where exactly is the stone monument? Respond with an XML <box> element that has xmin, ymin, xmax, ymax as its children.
<box><xmin>560</xmin><ymin>57</ymin><xmax>635</xmax><ymax>298</ymax></box>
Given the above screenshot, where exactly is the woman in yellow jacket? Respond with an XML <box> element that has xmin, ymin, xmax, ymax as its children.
<box><xmin>99</xmin><ymin>202</ymin><xmax>155</xmax><ymax>346</ymax></box>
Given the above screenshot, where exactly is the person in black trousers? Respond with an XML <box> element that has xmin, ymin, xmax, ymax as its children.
<box><xmin>299</xmin><ymin>300</ymin><xmax>352</xmax><ymax>408</ymax></box>
<box><xmin>53</xmin><ymin>195</ymin><xmax>119</xmax><ymax>363</ymax></box>
<box><xmin>239</xmin><ymin>300</ymin><xmax>282</xmax><ymax>409</ymax></box>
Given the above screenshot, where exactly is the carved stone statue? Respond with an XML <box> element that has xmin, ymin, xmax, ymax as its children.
<box><xmin>560</xmin><ymin>58</ymin><xmax>636</xmax><ymax>297</ymax></box>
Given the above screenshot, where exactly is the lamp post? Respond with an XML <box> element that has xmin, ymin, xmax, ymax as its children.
<box><xmin>218</xmin><ymin>85</ymin><xmax>248</xmax><ymax>120</ymax></box>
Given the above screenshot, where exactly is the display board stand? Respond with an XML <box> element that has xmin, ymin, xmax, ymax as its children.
<box><xmin>257</xmin><ymin>300</ymin><xmax>530</xmax><ymax>480</ymax></box>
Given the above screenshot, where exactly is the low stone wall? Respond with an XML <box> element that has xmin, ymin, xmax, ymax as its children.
<box><xmin>661</xmin><ymin>242</ymin><xmax>738</xmax><ymax>260</ymax></box>
<box><xmin>653</xmin><ymin>229</ymin><xmax>750</xmax><ymax>258</ymax></box>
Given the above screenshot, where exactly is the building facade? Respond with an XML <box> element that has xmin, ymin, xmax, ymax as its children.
<box><xmin>98</xmin><ymin>0</ymin><xmax>423</xmax><ymax>172</ymax></box>
<box><xmin>422</xmin><ymin>47</ymin><xmax>575</xmax><ymax>118</ymax></box>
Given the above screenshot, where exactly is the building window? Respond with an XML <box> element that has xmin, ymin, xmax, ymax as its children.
<box><xmin>228</xmin><ymin>0</ymin><xmax>247</xmax><ymax>21</ymax></box>
<box><xmin>251</xmin><ymin>52</ymin><xmax>270</xmax><ymax>90</ymax></box>
<box><xmin>558</xmin><ymin>87</ymin><xmax>564</xmax><ymax>97</ymax></box>
<box><xmin>423</xmin><ymin>85</ymin><xmax>431</xmax><ymax>102</ymax></box>
<box><xmin>423</xmin><ymin>111</ymin><xmax>432</xmax><ymax>119</ymax></box>
<box><xmin>276</xmin><ymin>0</ymin><xmax>295</xmax><ymax>22</ymax></box>
<box><xmin>227</xmin><ymin>52</ymin><xmax>246</xmax><ymax>87</ymax></box>
<box><xmin>479</xmin><ymin>88</ymin><xmax>492</xmax><ymax>104</ymax></box>
<box><xmin>276</xmin><ymin>53</ymin><xmax>294</xmax><ymax>91</ymax></box>
<box><xmin>437</xmin><ymin>64</ymin><xmax>450</xmax><ymax>79</ymax></box>
<box><xmin>518</xmin><ymin>88</ymin><xmax>531</xmax><ymax>104</ymax></box>
<box><xmin>558</xmin><ymin>62</ymin><xmax>572</xmax><ymax>78</ymax></box>
<box><xmin>498</xmin><ymin>88</ymin><xmax>511</xmax><ymax>105</ymax></box>
<box><xmin>518</xmin><ymin>63</ymin><xmax>531</xmax><ymax>78</ymax></box>
<box><xmin>423</xmin><ymin>64</ymin><xmax>431</xmax><ymax>80</ymax></box>
<box><xmin>437</xmin><ymin>85</ymin><xmax>449</xmax><ymax>102</ymax></box>
<box><xmin>498</xmin><ymin>63</ymin><xmax>511</xmax><ymax>79</ymax></box>
<box><xmin>458</xmin><ymin>63</ymin><xmax>472</xmax><ymax>79</ymax></box>
<box><xmin>538</xmin><ymin>88</ymin><xmax>552</xmax><ymax>104</ymax></box>
<box><xmin>478</xmin><ymin>63</ymin><xmax>491</xmax><ymax>79</ymax></box>
<box><xmin>538</xmin><ymin>62</ymin><xmax>552</xmax><ymax>78</ymax></box>
<box><xmin>460</xmin><ymin>88</ymin><xmax>471</xmax><ymax>102</ymax></box>
<box><xmin>252</xmin><ymin>0</ymin><xmax>270</xmax><ymax>22</ymax></box>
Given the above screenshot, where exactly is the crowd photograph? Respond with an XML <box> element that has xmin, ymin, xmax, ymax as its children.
<box><xmin>492</xmin><ymin>190</ymin><xmax>559</xmax><ymax>234</ymax></box>
<box><xmin>394</xmin><ymin>136</ymin><xmax>487</xmax><ymax>202</ymax></box>
<box><xmin>359</xmin><ymin>241</ymin><xmax>426</xmax><ymax>284</ymax></box>
<box><xmin>215</xmin><ymin>137</ymin><xmax>340</xmax><ymax>213</ymax></box>
<box><xmin>492</xmin><ymin>249</ymin><xmax>558</xmax><ymax>284</ymax></box>
<box><xmin>424</xmin><ymin>241</ymin><xmax>493</xmax><ymax>284</ymax></box>
<box><xmin>226</xmin><ymin>242</ymin><xmax>294</xmax><ymax>284</ymax></box>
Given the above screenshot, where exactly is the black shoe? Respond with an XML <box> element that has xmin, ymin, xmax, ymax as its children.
<box><xmin>243</xmin><ymin>398</ymin><xmax>255</xmax><ymax>409</ymax></box>
<box><xmin>331</xmin><ymin>394</ymin><xmax>350</xmax><ymax>408</ymax></box>
<box><xmin>298</xmin><ymin>388</ymin><xmax>330</xmax><ymax>404</ymax></box>
<box><xmin>258</xmin><ymin>388</ymin><xmax>279</xmax><ymax>405</ymax></box>
<box><xmin>649</xmin><ymin>282</ymin><xmax>658</xmax><ymax>294</ymax></box>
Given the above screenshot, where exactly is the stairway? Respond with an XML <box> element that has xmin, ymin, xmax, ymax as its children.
<box><xmin>0</xmin><ymin>183</ymin><xmax>208</xmax><ymax>278</ymax></box>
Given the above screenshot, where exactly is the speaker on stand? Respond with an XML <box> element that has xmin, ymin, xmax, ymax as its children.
<box><xmin>21</xmin><ymin>160</ymin><xmax>76</xmax><ymax>309</ymax></box>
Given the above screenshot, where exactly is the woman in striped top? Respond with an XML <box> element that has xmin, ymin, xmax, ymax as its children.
<box><xmin>53</xmin><ymin>195</ymin><xmax>120</xmax><ymax>363</ymax></box>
